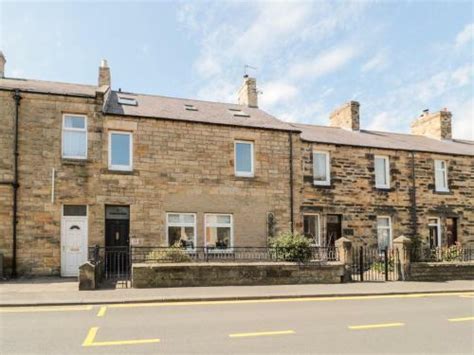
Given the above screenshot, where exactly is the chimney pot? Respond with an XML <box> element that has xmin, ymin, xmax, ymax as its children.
<box><xmin>237</xmin><ymin>76</ymin><xmax>258</xmax><ymax>108</ymax></box>
<box><xmin>329</xmin><ymin>101</ymin><xmax>360</xmax><ymax>131</ymax></box>
<box><xmin>0</xmin><ymin>51</ymin><xmax>6</xmax><ymax>78</ymax></box>
<box><xmin>411</xmin><ymin>109</ymin><xmax>452</xmax><ymax>140</ymax></box>
<box><xmin>98</xmin><ymin>59</ymin><xmax>111</xmax><ymax>87</ymax></box>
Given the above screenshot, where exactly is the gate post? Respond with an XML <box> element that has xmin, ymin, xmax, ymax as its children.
<box><xmin>393</xmin><ymin>235</ymin><xmax>412</xmax><ymax>281</ymax></box>
<box><xmin>335</xmin><ymin>237</ymin><xmax>352</xmax><ymax>282</ymax></box>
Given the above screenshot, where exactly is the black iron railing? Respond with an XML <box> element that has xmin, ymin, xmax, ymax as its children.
<box><xmin>411</xmin><ymin>246</ymin><xmax>474</xmax><ymax>262</ymax></box>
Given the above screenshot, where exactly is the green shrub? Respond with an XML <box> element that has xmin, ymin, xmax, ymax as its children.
<box><xmin>269</xmin><ymin>232</ymin><xmax>312</xmax><ymax>263</ymax></box>
<box><xmin>146</xmin><ymin>244</ymin><xmax>192</xmax><ymax>263</ymax></box>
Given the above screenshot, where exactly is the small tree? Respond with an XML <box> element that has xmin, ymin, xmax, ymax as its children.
<box><xmin>269</xmin><ymin>231</ymin><xmax>312</xmax><ymax>263</ymax></box>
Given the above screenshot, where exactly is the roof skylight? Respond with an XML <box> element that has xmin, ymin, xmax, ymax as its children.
<box><xmin>185</xmin><ymin>104</ymin><xmax>198</xmax><ymax>111</ymax></box>
<box><xmin>118</xmin><ymin>96</ymin><xmax>138</xmax><ymax>106</ymax></box>
<box><xmin>229</xmin><ymin>108</ymin><xmax>250</xmax><ymax>117</ymax></box>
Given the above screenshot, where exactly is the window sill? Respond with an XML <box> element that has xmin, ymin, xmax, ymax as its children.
<box><xmin>375</xmin><ymin>186</ymin><xmax>391</xmax><ymax>191</ymax></box>
<box><xmin>433</xmin><ymin>190</ymin><xmax>452</xmax><ymax>195</ymax></box>
<box><xmin>102</xmin><ymin>169</ymin><xmax>137</xmax><ymax>176</ymax></box>
<box><xmin>313</xmin><ymin>182</ymin><xmax>332</xmax><ymax>189</ymax></box>
<box><xmin>235</xmin><ymin>173</ymin><xmax>254</xmax><ymax>178</ymax></box>
<box><xmin>61</xmin><ymin>158</ymin><xmax>90</xmax><ymax>165</ymax></box>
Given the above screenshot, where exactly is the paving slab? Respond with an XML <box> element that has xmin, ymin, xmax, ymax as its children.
<box><xmin>1</xmin><ymin>278</ymin><xmax>473</xmax><ymax>306</ymax></box>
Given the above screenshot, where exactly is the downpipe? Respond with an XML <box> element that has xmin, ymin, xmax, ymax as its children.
<box><xmin>11</xmin><ymin>89</ymin><xmax>21</xmax><ymax>278</ymax></box>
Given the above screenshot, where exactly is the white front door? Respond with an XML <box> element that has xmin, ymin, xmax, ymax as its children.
<box><xmin>61</xmin><ymin>216</ymin><xmax>88</xmax><ymax>277</ymax></box>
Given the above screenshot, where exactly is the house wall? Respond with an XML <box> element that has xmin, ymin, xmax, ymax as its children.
<box><xmin>0</xmin><ymin>91</ymin><xmax>294</xmax><ymax>276</ymax></box>
<box><xmin>298</xmin><ymin>142</ymin><xmax>474</xmax><ymax>248</ymax></box>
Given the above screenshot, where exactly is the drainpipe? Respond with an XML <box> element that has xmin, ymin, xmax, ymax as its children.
<box><xmin>288</xmin><ymin>132</ymin><xmax>294</xmax><ymax>234</ymax></box>
<box><xmin>12</xmin><ymin>89</ymin><xmax>21</xmax><ymax>278</ymax></box>
<box><xmin>410</xmin><ymin>151</ymin><xmax>418</xmax><ymax>239</ymax></box>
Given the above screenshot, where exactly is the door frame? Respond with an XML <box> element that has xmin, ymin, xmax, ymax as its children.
<box><xmin>428</xmin><ymin>217</ymin><xmax>441</xmax><ymax>248</ymax></box>
<box><xmin>60</xmin><ymin>205</ymin><xmax>88</xmax><ymax>277</ymax></box>
<box><xmin>326</xmin><ymin>214</ymin><xmax>342</xmax><ymax>247</ymax></box>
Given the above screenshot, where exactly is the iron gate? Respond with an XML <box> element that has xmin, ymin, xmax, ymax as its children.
<box><xmin>351</xmin><ymin>246</ymin><xmax>400</xmax><ymax>281</ymax></box>
<box><xmin>89</xmin><ymin>246</ymin><xmax>131</xmax><ymax>287</ymax></box>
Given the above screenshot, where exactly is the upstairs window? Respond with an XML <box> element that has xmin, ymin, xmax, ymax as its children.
<box><xmin>374</xmin><ymin>155</ymin><xmax>390</xmax><ymax>189</ymax></box>
<box><xmin>313</xmin><ymin>151</ymin><xmax>330</xmax><ymax>186</ymax></box>
<box><xmin>235</xmin><ymin>140</ymin><xmax>254</xmax><ymax>177</ymax></box>
<box><xmin>229</xmin><ymin>108</ymin><xmax>250</xmax><ymax>117</ymax></box>
<box><xmin>62</xmin><ymin>114</ymin><xmax>87</xmax><ymax>159</ymax></box>
<box><xmin>434</xmin><ymin>160</ymin><xmax>448</xmax><ymax>192</ymax></box>
<box><xmin>377</xmin><ymin>216</ymin><xmax>392</xmax><ymax>251</ymax></box>
<box><xmin>118</xmin><ymin>96</ymin><xmax>137</xmax><ymax>106</ymax></box>
<box><xmin>109</xmin><ymin>131</ymin><xmax>133</xmax><ymax>171</ymax></box>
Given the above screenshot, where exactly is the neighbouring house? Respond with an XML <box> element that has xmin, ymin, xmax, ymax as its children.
<box><xmin>0</xmin><ymin>52</ymin><xmax>473</xmax><ymax>277</ymax></box>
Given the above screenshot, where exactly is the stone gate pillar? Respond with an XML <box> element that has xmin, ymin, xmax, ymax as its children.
<box><xmin>393</xmin><ymin>235</ymin><xmax>412</xmax><ymax>281</ymax></box>
<box><xmin>335</xmin><ymin>237</ymin><xmax>352</xmax><ymax>282</ymax></box>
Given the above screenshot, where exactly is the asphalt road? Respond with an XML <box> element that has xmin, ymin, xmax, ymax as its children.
<box><xmin>1</xmin><ymin>292</ymin><xmax>473</xmax><ymax>354</ymax></box>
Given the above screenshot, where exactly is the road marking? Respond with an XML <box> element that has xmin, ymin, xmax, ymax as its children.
<box><xmin>448</xmin><ymin>316</ymin><xmax>474</xmax><ymax>322</ymax></box>
<box><xmin>82</xmin><ymin>327</ymin><xmax>160</xmax><ymax>347</ymax></box>
<box><xmin>229</xmin><ymin>330</ymin><xmax>295</xmax><ymax>338</ymax></box>
<box><xmin>349</xmin><ymin>322</ymin><xmax>404</xmax><ymax>330</ymax></box>
<box><xmin>106</xmin><ymin>292</ymin><xmax>474</xmax><ymax>309</ymax></box>
<box><xmin>0</xmin><ymin>305</ymin><xmax>93</xmax><ymax>313</ymax></box>
<box><xmin>97</xmin><ymin>306</ymin><xmax>107</xmax><ymax>317</ymax></box>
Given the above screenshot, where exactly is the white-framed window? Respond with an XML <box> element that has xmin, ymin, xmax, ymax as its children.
<box><xmin>62</xmin><ymin>114</ymin><xmax>87</xmax><ymax>159</ymax></box>
<box><xmin>166</xmin><ymin>213</ymin><xmax>196</xmax><ymax>250</ymax></box>
<box><xmin>428</xmin><ymin>217</ymin><xmax>441</xmax><ymax>248</ymax></box>
<box><xmin>108</xmin><ymin>131</ymin><xmax>133</xmax><ymax>171</ymax></box>
<box><xmin>313</xmin><ymin>151</ymin><xmax>330</xmax><ymax>186</ymax></box>
<box><xmin>434</xmin><ymin>160</ymin><xmax>449</xmax><ymax>192</ymax></box>
<box><xmin>377</xmin><ymin>216</ymin><xmax>392</xmax><ymax>250</ymax></box>
<box><xmin>303</xmin><ymin>214</ymin><xmax>321</xmax><ymax>246</ymax></box>
<box><xmin>205</xmin><ymin>214</ymin><xmax>233</xmax><ymax>250</ymax></box>
<box><xmin>234</xmin><ymin>140</ymin><xmax>254</xmax><ymax>177</ymax></box>
<box><xmin>374</xmin><ymin>155</ymin><xmax>390</xmax><ymax>189</ymax></box>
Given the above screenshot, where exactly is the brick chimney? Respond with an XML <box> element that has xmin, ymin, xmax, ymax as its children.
<box><xmin>329</xmin><ymin>101</ymin><xmax>360</xmax><ymax>131</ymax></box>
<box><xmin>238</xmin><ymin>75</ymin><xmax>258</xmax><ymax>108</ymax></box>
<box><xmin>0</xmin><ymin>51</ymin><xmax>6</xmax><ymax>78</ymax></box>
<box><xmin>411</xmin><ymin>109</ymin><xmax>452</xmax><ymax>140</ymax></box>
<box><xmin>98</xmin><ymin>59</ymin><xmax>111</xmax><ymax>87</ymax></box>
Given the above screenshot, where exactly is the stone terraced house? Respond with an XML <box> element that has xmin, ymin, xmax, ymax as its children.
<box><xmin>0</xmin><ymin>52</ymin><xmax>473</xmax><ymax>277</ymax></box>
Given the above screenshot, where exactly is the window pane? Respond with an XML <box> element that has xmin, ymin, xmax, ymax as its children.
<box><xmin>168</xmin><ymin>226</ymin><xmax>195</xmax><ymax>248</ymax></box>
<box><xmin>206</xmin><ymin>226</ymin><xmax>231</xmax><ymax>249</ymax></box>
<box><xmin>63</xmin><ymin>205</ymin><xmax>87</xmax><ymax>216</ymax></box>
<box><xmin>377</xmin><ymin>228</ymin><xmax>390</xmax><ymax>250</ymax></box>
<box><xmin>206</xmin><ymin>214</ymin><xmax>231</xmax><ymax>225</ymax></box>
<box><xmin>303</xmin><ymin>215</ymin><xmax>319</xmax><ymax>244</ymax></box>
<box><xmin>236</xmin><ymin>142</ymin><xmax>252</xmax><ymax>173</ymax></box>
<box><xmin>168</xmin><ymin>214</ymin><xmax>180</xmax><ymax>224</ymax></box>
<box><xmin>183</xmin><ymin>214</ymin><xmax>195</xmax><ymax>224</ymax></box>
<box><xmin>64</xmin><ymin>116</ymin><xmax>85</xmax><ymax>129</ymax></box>
<box><xmin>314</xmin><ymin>153</ymin><xmax>327</xmax><ymax>181</ymax></box>
<box><xmin>375</xmin><ymin>157</ymin><xmax>386</xmax><ymax>186</ymax></box>
<box><xmin>63</xmin><ymin>131</ymin><xmax>86</xmax><ymax>157</ymax></box>
<box><xmin>377</xmin><ymin>217</ymin><xmax>390</xmax><ymax>227</ymax></box>
<box><xmin>216</xmin><ymin>215</ymin><xmax>231</xmax><ymax>224</ymax></box>
<box><xmin>111</xmin><ymin>134</ymin><xmax>131</xmax><ymax>166</ymax></box>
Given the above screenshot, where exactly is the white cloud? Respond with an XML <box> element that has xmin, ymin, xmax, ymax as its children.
<box><xmin>259</xmin><ymin>81</ymin><xmax>298</xmax><ymax>107</ymax></box>
<box><xmin>289</xmin><ymin>44</ymin><xmax>358</xmax><ymax>80</ymax></box>
<box><xmin>448</xmin><ymin>97</ymin><xmax>474</xmax><ymax>140</ymax></box>
<box><xmin>455</xmin><ymin>23</ymin><xmax>474</xmax><ymax>47</ymax></box>
<box><xmin>451</xmin><ymin>64</ymin><xmax>473</xmax><ymax>86</ymax></box>
<box><xmin>361</xmin><ymin>50</ymin><xmax>389</xmax><ymax>73</ymax></box>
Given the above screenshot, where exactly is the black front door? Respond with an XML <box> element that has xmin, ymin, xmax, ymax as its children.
<box><xmin>105</xmin><ymin>206</ymin><xmax>130</xmax><ymax>278</ymax></box>
<box><xmin>326</xmin><ymin>214</ymin><xmax>342</xmax><ymax>247</ymax></box>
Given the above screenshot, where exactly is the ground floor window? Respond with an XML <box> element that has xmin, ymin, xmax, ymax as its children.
<box><xmin>377</xmin><ymin>216</ymin><xmax>392</xmax><ymax>250</ymax></box>
<box><xmin>303</xmin><ymin>214</ymin><xmax>320</xmax><ymax>246</ymax></box>
<box><xmin>428</xmin><ymin>217</ymin><xmax>441</xmax><ymax>248</ymax></box>
<box><xmin>205</xmin><ymin>214</ymin><xmax>232</xmax><ymax>250</ymax></box>
<box><xmin>166</xmin><ymin>213</ymin><xmax>196</xmax><ymax>249</ymax></box>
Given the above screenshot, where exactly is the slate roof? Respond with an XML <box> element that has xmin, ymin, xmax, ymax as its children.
<box><xmin>292</xmin><ymin>123</ymin><xmax>474</xmax><ymax>156</ymax></box>
<box><xmin>104</xmin><ymin>90</ymin><xmax>296</xmax><ymax>131</ymax></box>
<box><xmin>0</xmin><ymin>77</ymin><xmax>98</xmax><ymax>97</ymax></box>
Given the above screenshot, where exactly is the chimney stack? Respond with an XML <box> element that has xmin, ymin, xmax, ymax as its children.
<box><xmin>0</xmin><ymin>51</ymin><xmax>6</xmax><ymax>78</ymax></box>
<box><xmin>98</xmin><ymin>59</ymin><xmax>111</xmax><ymax>87</ymax></box>
<box><xmin>411</xmin><ymin>109</ymin><xmax>452</xmax><ymax>140</ymax></box>
<box><xmin>238</xmin><ymin>75</ymin><xmax>258</xmax><ymax>108</ymax></box>
<box><xmin>329</xmin><ymin>101</ymin><xmax>360</xmax><ymax>131</ymax></box>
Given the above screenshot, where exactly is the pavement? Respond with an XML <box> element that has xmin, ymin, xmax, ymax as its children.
<box><xmin>0</xmin><ymin>277</ymin><xmax>473</xmax><ymax>306</ymax></box>
<box><xmin>1</xmin><ymin>290</ymin><xmax>473</xmax><ymax>354</ymax></box>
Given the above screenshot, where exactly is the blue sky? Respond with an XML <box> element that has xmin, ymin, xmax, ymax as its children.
<box><xmin>1</xmin><ymin>0</ymin><xmax>473</xmax><ymax>139</ymax></box>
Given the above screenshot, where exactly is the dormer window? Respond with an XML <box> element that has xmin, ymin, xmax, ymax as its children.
<box><xmin>185</xmin><ymin>104</ymin><xmax>198</xmax><ymax>111</ymax></box>
<box><xmin>118</xmin><ymin>96</ymin><xmax>138</xmax><ymax>106</ymax></box>
<box><xmin>229</xmin><ymin>108</ymin><xmax>250</xmax><ymax>117</ymax></box>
